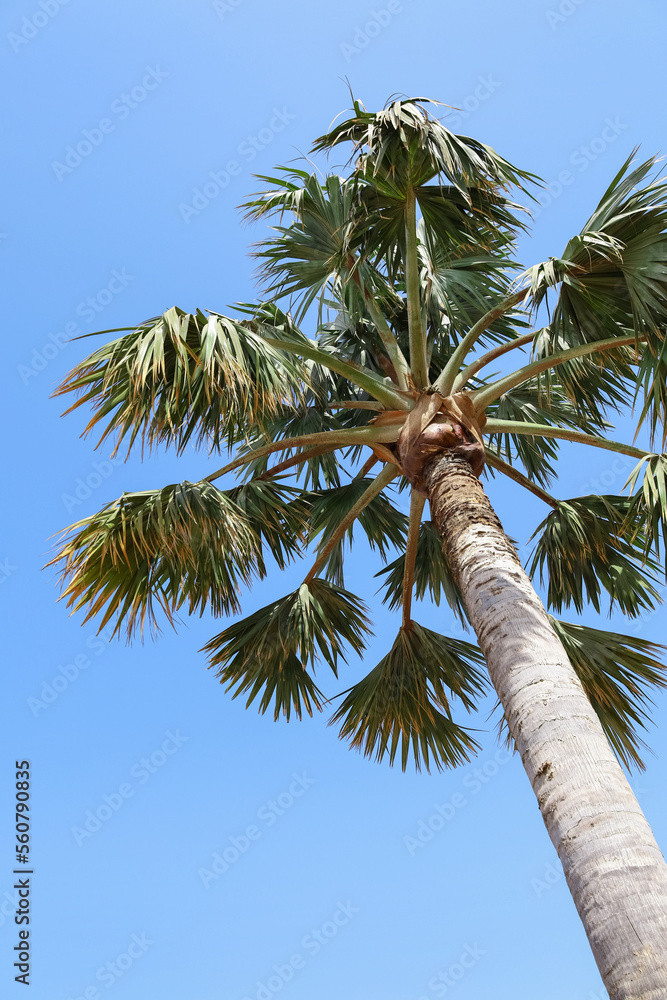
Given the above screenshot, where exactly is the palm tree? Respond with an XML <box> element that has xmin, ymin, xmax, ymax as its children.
<box><xmin>51</xmin><ymin>98</ymin><xmax>667</xmax><ymax>998</ymax></box>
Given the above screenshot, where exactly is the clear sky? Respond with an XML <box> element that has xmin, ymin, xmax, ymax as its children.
<box><xmin>2</xmin><ymin>1</ymin><xmax>667</xmax><ymax>998</ymax></box>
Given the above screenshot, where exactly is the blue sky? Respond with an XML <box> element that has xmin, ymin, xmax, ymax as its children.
<box><xmin>2</xmin><ymin>1</ymin><xmax>667</xmax><ymax>997</ymax></box>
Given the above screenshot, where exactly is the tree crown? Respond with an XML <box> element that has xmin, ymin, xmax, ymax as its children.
<box><xmin>51</xmin><ymin>96</ymin><xmax>667</xmax><ymax>771</ymax></box>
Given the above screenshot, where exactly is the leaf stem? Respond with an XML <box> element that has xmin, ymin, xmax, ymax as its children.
<box><xmin>262</xmin><ymin>335</ymin><xmax>411</xmax><ymax>410</ymax></box>
<box><xmin>303</xmin><ymin>464</ymin><xmax>400</xmax><ymax>584</ymax></box>
<box><xmin>402</xmin><ymin>491</ymin><xmax>426</xmax><ymax>628</ymax></box>
<box><xmin>364</xmin><ymin>294</ymin><xmax>412</xmax><ymax>390</ymax></box>
<box><xmin>205</xmin><ymin>426</ymin><xmax>402</xmax><ymax>483</ymax></box>
<box><xmin>354</xmin><ymin>454</ymin><xmax>379</xmax><ymax>479</ymax></box>
<box><xmin>258</xmin><ymin>445</ymin><xmax>338</xmax><ymax>480</ymax></box>
<box><xmin>405</xmin><ymin>187</ymin><xmax>429</xmax><ymax>388</ymax></box>
<box><xmin>454</xmin><ymin>331</ymin><xmax>536</xmax><ymax>390</ymax></box>
<box><xmin>345</xmin><ymin>251</ymin><xmax>411</xmax><ymax>388</ymax></box>
<box><xmin>328</xmin><ymin>401</ymin><xmax>385</xmax><ymax>411</ymax></box>
<box><xmin>471</xmin><ymin>334</ymin><xmax>647</xmax><ymax>412</ymax></box>
<box><xmin>484</xmin><ymin>451</ymin><xmax>559</xmax><ymax>508</ymax></box>
<box><xmin>434</xmin><ymin>289</ymin><xmax>527</xmax><ymax>395</ymax></box>
<box><xmin>483</xmin><ymin>418</ymin><xmax>649</xmax><ymax>461</ymax></box>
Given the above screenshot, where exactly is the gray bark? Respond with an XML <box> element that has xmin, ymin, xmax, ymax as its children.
<box><xmin>424</xmin><ymin>452</ymin><xmax>667</xmax><ymax>1000</ymax></box>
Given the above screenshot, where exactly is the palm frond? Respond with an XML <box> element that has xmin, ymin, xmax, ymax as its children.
<box><xmin>308</xmin><ymin>478</ymin><xmax>408</xmax><ymax>585</ymax></box>
<box><xmin>48</xmin><ymin>482</ymin><xmax>258</xmax><ymax>638</ymax></box>
<box><xmin>311</xmin><ymin>98</ymin><xmax>536</xmax><ymax>297</ymax></box>
<box><xmin>203</xmin><ymin>579</ymin><xmax>371</xmax><ymax>720</ymax></box>
<box><xmin>626</xmin><ymin>454</ymin><xmax>667</xmax><ymax>572</ymax></box>
<box><xmin>375</xmin><ymin>521</ymin><xmax>467</xmax><ymax>624</ymax></box>
<box><xmin>330</xmin><ymin>622</ymin><xmax>486</xmax><ymax>772</ymax></box>
<box><xmin>223</xmin><ymin>480</ymin><xmax>309</xmax><ymax>573</ymax></box>
<box><xmin>528</xmin><ymin>495</ymin><xmax>662</xmax><ymax>617</ymax></box>
<box><xmin>245</xmin><ymin>172</ymin><xmax>387</xmax><ymax>322</ymax></box>
<box><xmin>54</xmin><ymin>308</ymin><xmax>306</xmax><ymax>456</ymax></box>
<box><xmin>521</xmin><ymin>155</ymin><xmax>667</xmax><ymax>430</ymax></box>
<box><xmin>417</xmin><ymin>217</ymin><xmax>521</xmax><ymax>342</ymax></box>
<box><xmin>551</xmin><ymin>618</ymin><xmax>667</xmax><ymax>770</ymax></box>
<box><xmin>635</xmin><ymin>344</ymin><xmax>667</xmax><ymax>448</ymax></box>
<box><xmin>312</xmin><ymin>97</ymin><xmax>538</xmax><ymax>201</ymax></box>
<box><xmin>482</xmin><ymin>375</ymin><xmax>610</xmax><ymax>486</ymax></box>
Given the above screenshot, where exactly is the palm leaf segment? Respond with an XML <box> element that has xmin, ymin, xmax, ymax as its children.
<box><xmin>528</xmin><ymin>496</ymin><xmax>662</xmax><ymax>618</ymax></box>
<box><xmin>203</xmin><ymin>579</ymin><xmax>370</xmax><ymax>721</ymax></box>
<box><xmin>54</xmin><ymin>307</ymin><xmax>308</xmax><ymax>456</ymax></box>
<box><xmin>51</xmin><ymin>96</ymin><xmax>667</xmax><ymax>770</ymax></box>
<box><xmin>496</xmin><ymin>620</ymin><xmax>666</xmax><ymax>771</ymax></box>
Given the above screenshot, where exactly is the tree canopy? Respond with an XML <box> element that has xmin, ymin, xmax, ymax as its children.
<box><xmin>51</xmin><ymin>97</ymin><xmax>667</xmax><ymax>773</ymax></box>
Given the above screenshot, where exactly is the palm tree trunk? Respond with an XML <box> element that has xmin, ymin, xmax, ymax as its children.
<box><xmin>424</xmin><ymin>452</ymin><xmax>667</xmax><ymax>1000</ymax></box>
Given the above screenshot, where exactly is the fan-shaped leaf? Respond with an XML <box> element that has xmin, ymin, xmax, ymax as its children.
<box><xmin>203</xmin><ymin>579</ymin><xmax>371</xmax><ymax>720</ymax></box>
<box><xmin>223</xmin><ymin>480</ymin><xmax>309</xmax><ymax>573</ymax></box>
<box><xmin>49</xmin><ymin>481</ymin><xmax>258</xmax><ymax>638</ymax></box>
<box><xmin>312</xmin><ymin>97</ymin><xmax>538</xmax><ymax>202</ymax></box>
<box><xmin>331</xmin><ymin>622</ymin><xmax>486</xmax><ymax>772</ymax></box>
<box><xmin>522</xmin><ymin>156</ymin><xmax>667</xmax><ymax>427</ymax></box>
<box><xmin>528</xmin><ymin>495</ymin><xmax>662</xmax><ymax>617</ymax></box>
<box><xmin>626</xmin><ymin>454</ymin><xmax>667</xmax><ymax>572</ymax></box>
<box><xmin>550</xmin><ymin>618</ymin><xmax>667</xmax><ymax>770</ymax></box>
<box><xmin>54</xmin><ymin>308</ymin><xmax>306</xmax><ymax>455</ymax></box>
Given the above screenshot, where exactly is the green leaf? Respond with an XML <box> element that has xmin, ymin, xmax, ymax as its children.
<box><xmin>635</xmin><ymin>344</ymin><xmax>667</xmax><ymax>448</ymax></box>
<box><xmin>330</xmin><ymin>622</ymin><xmax>486</xmax><ymax>772</ymax></box>
<box><xmin>522</xmin><ymin>155</ymin><xmax>667</xmax><ymax>426</ymax></box>
<box><xmin>375</xmin><ymin>521</ymin><xmax>468</xmax><ymax>624</ymax></box>
<box><xmin>223</xmin><ymin>480</ymin><xmax>309</xmax><ymax>573</ymax></box>
<box><xmin>54</xmin><ymin>308</ymin><xmax>307</xmax><ymax>456</ymax></box>
<box><xmin>308</xmin><ymin>478</ymin><xmax>408</xmax><ymax>585</ymax></box>
<box><xmin>245</xmin><ymin>172</ymin><xmax>383</xmax><ymax>322</ymax></box>
<box><xmin>203</xmin><ymin>579</ymin><xmax>371</xmax><ymax>720</ymax></box>
<box><xmin>626</xmin><ymin>454</ymin><xmax>667</xmax><ymax>572</ymax></box>
<box><xmin>312</xmin><ymin>97</ymin><xmax>538</xmax><ymax>203</ymax></box>
<box><xmin>528</xmin><ymin>495</ymin><xmax>662</xmax><ymax>617</ymax></box>
<box><xmin>417</xmin><ymin>218</ymin><xmax>522</xmax><ymax>344</ymax></box>
<box><xmin>49</xmin><ymin>481</ymin><xmax>258</xmax><ymax>638</ymax></box>
<box><xmin>238</xmin><ymin>406</ymin><xmax>349</xmax><ymax>489</ymax></box>
<box><xmin>550</xmin><ymin>618</ymin><xmax>667</xmax><ymax>771</ymax></box>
